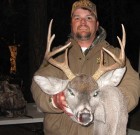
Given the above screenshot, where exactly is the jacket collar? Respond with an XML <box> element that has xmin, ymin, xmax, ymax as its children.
<box><xmin>93</xmin><ymin>26</ymin><xmax>107</xmax><ymax>46</ymax></box>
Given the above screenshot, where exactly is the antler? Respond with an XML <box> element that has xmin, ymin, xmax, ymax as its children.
<box><xmin>93</xmin><ymin>24</ymin><xmax>126</xmax><ymax>80</ymax></box>
<box><xmin>44</xmin><ymin>19</ymin><xmax>76</xmax><ymax>80</ymax></box>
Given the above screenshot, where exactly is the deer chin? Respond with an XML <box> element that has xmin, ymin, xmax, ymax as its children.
<box><xmin>77</xmin><ymin>110</ymin><xmax>93</xmax><ymax>126</ymax></box>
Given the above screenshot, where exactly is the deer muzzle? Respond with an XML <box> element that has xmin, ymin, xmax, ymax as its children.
<box><xmin>77</xmin><ymin>108</ymin><xmax>93</xmax><ymax>126</ymax></box>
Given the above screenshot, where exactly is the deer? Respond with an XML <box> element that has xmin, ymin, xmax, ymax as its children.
<box><xmin>34</xmin><ymin>19</ymin><xmax>128</xmax><ymax>135</ymax></box>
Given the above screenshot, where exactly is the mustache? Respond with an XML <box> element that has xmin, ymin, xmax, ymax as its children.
<box><xmin>78</xmin><ymin>25</ymin><xmax>89</xmax><ymax>30</ymax></box>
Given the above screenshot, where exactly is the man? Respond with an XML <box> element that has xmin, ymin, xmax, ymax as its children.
<box><xmin>31</xmin><ymin>0</ymin><xmax>140</xmax><ymax>135</ymax></box>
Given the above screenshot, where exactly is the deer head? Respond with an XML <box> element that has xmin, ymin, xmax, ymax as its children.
<box><xmin>34</xmin><ymin>19</ymin><xmax>126</xmax><ymax>126</ymax></box>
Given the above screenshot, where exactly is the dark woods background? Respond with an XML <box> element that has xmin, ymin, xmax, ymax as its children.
<box><xmin>0</xmin><ymin>0</ymin><xmax>140</xmax><ymax>102</ymax></box>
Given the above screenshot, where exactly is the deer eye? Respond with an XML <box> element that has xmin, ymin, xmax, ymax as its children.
<box><xmin>68</xmin><ymin>88</ymin><xmax>75</xmax><ymax>96</ymax></box>
<box><xmin>93</xmin><ymin>91</ymin><xmax>99</xmax><ymax>97</ymax></box>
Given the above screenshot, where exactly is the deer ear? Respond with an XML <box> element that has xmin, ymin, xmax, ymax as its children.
<box><xmin>34</xmin><ymin>76</ymin><xmax>69</xmax><ymax>95</ymax></box>
<box><xmin>97</xmin><ymin>67</ymin><xmax>126</xmax><ymax>87</ymax></box>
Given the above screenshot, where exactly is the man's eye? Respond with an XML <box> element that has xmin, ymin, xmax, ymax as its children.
<box><xmin>68</xmin><ymin>88</ymin><xmax>75</xmax><ymax>96</ymax></box>
<box><xmin>74</xmin><ymin>17</ymin><xmax>80</xmax><ymax>21</ymax></box>
<box><xmin>93</xmin><ymin>91</ymin><xmax>99</xmax><ymax>97</ymax></box>
<box><xmin>86</xmin><ymin>16</ymin><xmax>93</xmax><ymax>21</ymax></box>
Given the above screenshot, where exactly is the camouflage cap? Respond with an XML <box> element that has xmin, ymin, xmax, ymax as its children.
<box><xmin>71</xmin><ymin>0</ymin><xmax>97</xmax><ymax>18</ymax></box>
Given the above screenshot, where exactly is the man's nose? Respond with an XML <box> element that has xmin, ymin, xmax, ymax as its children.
<box><xmin>80</xmin><ymin>18</ymin><xmax>87</xmax><ymax>24</ymax></box>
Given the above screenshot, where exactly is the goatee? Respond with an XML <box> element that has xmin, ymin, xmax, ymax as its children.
<box><xmin>75</xmin><ymin>33</ymin><xmax>91</xmax><ymax>41</ymax></box>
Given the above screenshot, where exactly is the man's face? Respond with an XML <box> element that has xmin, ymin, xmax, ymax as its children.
<box><xmin>71</xmin><ymin>8</ymin><xmax>99</xmax><ymax>41</ymax></box>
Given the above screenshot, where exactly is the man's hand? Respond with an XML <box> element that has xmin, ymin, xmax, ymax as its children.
<box><xmin>52</xmin><ymin>91</ymin><xmax>66</xmax><ymax>110</ymax></box>
<box><xmin>51</xmin><ymin>91</ymin><xmax>74</xmax><ymax>116</ymax></box>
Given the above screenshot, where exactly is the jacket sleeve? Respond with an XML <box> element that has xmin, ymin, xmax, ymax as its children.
<box><xmin>31</xmin><ymin>63</ymin><xmax>64</xmax><ymax>113</ymax></box>
<box><xmin>118</xmin><ymin>58</ymin><xmax>140</xmax><ymax>112</ymax></box>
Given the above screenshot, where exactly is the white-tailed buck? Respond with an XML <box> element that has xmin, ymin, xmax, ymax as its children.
<box><xmin>34</xmin><ymin>19</ymin><xmax>128</xmax><ymax>135</ymax></box>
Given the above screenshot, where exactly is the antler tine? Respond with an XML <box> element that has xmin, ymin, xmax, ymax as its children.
<box><xmin>93</xmin><ymin>24</ymin><xmax>126</xmax><ymax>80</ymax></box>
<box><xmin>117</xmin><ymin>24</ymin><xmax>126</xmax><ymax>62</ymax></box>
<box><xmin>45</xmin><ymin>19</ymin><xmax>76</xmax><ymax>80</ymax></box>
<box><xmin>45</xmin><ymin>19</ymin><xmax>55</xmax><ymax>58</ymax></box>
<box><xmin>121</xmin><ymin>24</ymin><xmax>126</xmax><ymax>49</ymax></box>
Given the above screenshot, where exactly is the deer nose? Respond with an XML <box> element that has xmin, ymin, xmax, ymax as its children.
<box><xmin>80</xmin><ymin>113</ymin><xmax>91</xmax><ymax>123</ymax></box>
<box><xmin>79</xmin><ymin>109</ymin><xmax>93</xmax><ymax>125</ymax></box>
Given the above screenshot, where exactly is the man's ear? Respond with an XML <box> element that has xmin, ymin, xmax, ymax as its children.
<box><xmin>96</xmin><ymin>21</ymin><xmax>99</xmax><ymax>31</ymax></box>
<box><xmin>97</xmin><ymin>67</ymin><xmax>126</xmax><ymax>88</ymax></box>
<box><xmin>34</xmin><ymin>76</ymin><xmax>69</xmax><ymax>95</ymax></box>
